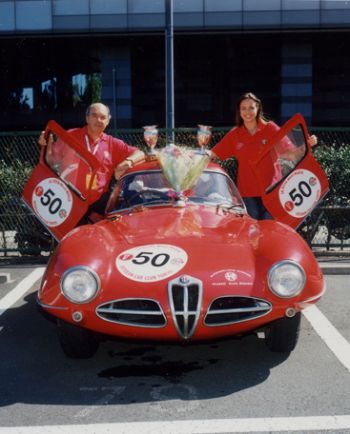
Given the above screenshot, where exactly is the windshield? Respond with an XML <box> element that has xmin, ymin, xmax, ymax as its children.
<box><xmin>106</xmin><ymin>170</ymin><xmax>245</xmax><ymax>213</ymax></box>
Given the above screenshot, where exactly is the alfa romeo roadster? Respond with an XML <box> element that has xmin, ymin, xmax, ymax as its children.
<box><xmin>22</xmin><ymin>114</ymin><xmax>329</xmax><ymax>358</ymax></box>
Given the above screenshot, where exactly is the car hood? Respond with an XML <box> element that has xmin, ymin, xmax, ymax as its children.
<box><xmin>57</xmin><ymin>204</ymin><xmax>314</xmax><ymax>292</ymax></box>
<box><xmin>107</xmin><ymin>205</ymin><xmax>251</xmax><ymax>244</ymax></box>
<box><xmin>59</xmin><ymin>205</ymin><xmax>259</xmax><ymax>282</ymax></box>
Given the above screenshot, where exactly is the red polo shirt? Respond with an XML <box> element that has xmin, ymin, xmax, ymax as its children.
<box><xmin>69</xmin><ymin>126</ymin><xmax>136</xmax><ymax>194</ymax></box>
<box><xmin>212</xmin><ymin>120</ymin><xmax>280</xmax><ymax>197</ymax></box>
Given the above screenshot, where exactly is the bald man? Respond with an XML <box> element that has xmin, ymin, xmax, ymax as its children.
<box><xmin>38</xmin><ymin>103</ymin><xmax>145</xmax><ymax>214</ymax></box>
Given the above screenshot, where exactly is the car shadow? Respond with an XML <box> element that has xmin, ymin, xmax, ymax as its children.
<box><xmin>0</xmin><ymin>291</ymin><xmax>290</xmax><ymax>409</ymax></box>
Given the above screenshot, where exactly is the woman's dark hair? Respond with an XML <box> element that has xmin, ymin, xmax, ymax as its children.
<box><xmin>235</xmin><ymin>92</ymin><xmax>266</xmax><ymax>126</ymax></box>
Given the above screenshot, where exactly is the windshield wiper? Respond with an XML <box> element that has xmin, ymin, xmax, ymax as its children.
<box><xmin>216</xmin><ymin>203</ymin><xmax>246</xmax><ymax>214</ymax></box>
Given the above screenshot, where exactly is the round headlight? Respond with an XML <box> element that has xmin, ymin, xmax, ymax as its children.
<box><xmin>268</xmin><ymin>261</ymin><xmax>305</xmax><ymax>298</ymax></box>
<box><xmin>60</xmin><ymin>266</ymin><xmax>100</xmax><ymax>303</ymax></box>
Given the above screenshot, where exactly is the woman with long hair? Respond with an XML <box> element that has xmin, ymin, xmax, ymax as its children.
<box><xmin>210</xmin><ymin>92</ymin><xmax>317</xmax><ymax>220</ymax></box>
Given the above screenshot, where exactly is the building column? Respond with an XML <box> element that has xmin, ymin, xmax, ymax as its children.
<box><xmin>100</xmin><ymin>47</ymin><xmax>132</xmax><ymax>130</ymax></box>
<box><xmin>280</xmin><ymin>44</ymin><xmax>313</xmax><ymax>125</ymax></box>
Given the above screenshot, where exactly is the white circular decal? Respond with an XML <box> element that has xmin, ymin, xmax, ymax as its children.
<box><xmin>32</xmin><ymin>178</ymin><xmax>73</xmax><ymax>227</ymax></box>
<box><xmin>116</xmin><ymin>244</ymin><xmax>188</xmax><ymax>282</ymax></box>
<box><xmin>278</xmin><ymin>169</ymin><xmax>321</xmax><ymax>218</ymax></box>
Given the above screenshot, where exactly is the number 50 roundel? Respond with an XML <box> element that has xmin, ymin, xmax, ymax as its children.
<box><xmin>278</xmin><ymin>169</ymin><xmax>321</xmax><ymax>218</ymax></box>
<box><xmin>116</xmin><ymin>244</ymin><xmax>188</xmax><ymax>283</ymax></box>
<box><xmin>32</xmin><ymin>178</ymin><xmax>73</xmax><ymax>227</ymax></box>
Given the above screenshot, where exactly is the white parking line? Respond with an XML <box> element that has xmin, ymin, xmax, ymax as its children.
<box><xmin>0</xmin><ymin>267</ymin><xmax>45</xmax><ymax>317</ymax></box>
<box><xmin>74</xmin><ymin>387</ymin><xmax>126</xmax><ymax>418</ymax></box>
<box><xmin>303</xmin><ymin>304</ymin><xmax>350</xmax><ymax>373</ymax></box>
<box><xmin>1</xmin><ymin>415</ymin><xmax>350</xmax><ymax>433</ymax></box>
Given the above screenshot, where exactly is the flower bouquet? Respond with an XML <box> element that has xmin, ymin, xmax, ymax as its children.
<box><xmin>158</xmin><ymin>144</ymin><xmax>209</xmax><ymax>205</ymax></box>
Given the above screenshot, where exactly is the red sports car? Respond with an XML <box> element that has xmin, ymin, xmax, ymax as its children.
<box><xmin>22</xmin><ymin>114</ymin><xmax>329</xmax><ymax>358</ymax></box>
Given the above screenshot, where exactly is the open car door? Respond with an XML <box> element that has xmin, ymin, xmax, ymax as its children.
<box><xmin>22</xmin><ymin>121</ymin><xmax>102</xmax><ymax>241</ymax></box>
<box><xmin>251</xmin><ymin>113</ymin><xmax>329</xmax><ymax>228</ymax></box>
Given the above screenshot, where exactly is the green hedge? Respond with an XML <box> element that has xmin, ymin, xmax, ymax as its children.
<box><xmin>314</xmin><ymin>144</ymin><xmax>350</xmax><ymax>205</ymax></box>
<box><xmin>0</xmin><ymin>159</ymin><xmax>33</xmax><ymax>219</ymax></box>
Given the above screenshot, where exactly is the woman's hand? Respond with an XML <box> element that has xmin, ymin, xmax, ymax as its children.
<box><xmin>205</xmin><ymin>150</ymin><xmax>217</xmax><ymax>160</ymax></box>
<box><xmin>308</xmin><ymin>134</ymin><xmax>317</xmax><ymax>147</ymax></box>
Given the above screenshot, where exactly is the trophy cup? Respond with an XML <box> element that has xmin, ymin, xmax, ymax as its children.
<box><xmin>143</xmin><ymin>125</ymin><xmax>158</xmax><ymax>159</ymax></box>
<box><xmin>196</xmin><ymin>124</ymin><xmax>212</xmax><ymax>154</ymax></box>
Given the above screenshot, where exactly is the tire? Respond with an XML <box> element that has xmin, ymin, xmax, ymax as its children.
<box><xmin>57</xmin><ymin>319</ymin><xmax>99</xmax><ymax>359</ymax></box>
<box><xmin>265</xmin><ymin>312</ymin><xmax>301</xmax><ymax>353</ymax></box>
<box><xmin>15</xmin><ymin>219</ymin><xmax>55</xmax><ymax>256</ymax></box>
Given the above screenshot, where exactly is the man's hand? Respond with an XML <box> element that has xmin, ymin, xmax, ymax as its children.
<box><xmin>38</xmin><ymin>131</ymin><xmax>54</xmax><ymax>147</ymax></box>
<box><xmin>114</xmin><ymin>159</ymin><xmax>133</xmax><ymax>180</ymax></box>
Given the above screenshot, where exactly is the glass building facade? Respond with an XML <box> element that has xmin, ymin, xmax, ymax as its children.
<box><xmin>1</xmin><ymin>0</ymin><xmax>350</xmax><ymax>130</ymax></box>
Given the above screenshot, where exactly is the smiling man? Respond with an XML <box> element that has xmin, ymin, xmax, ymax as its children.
<box><xmin>38</xmin><ymin>102</ymin><xmax>145</xmax><ymax>214</ymax></box>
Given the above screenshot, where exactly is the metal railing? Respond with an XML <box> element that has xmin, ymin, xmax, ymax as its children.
<box><xmin>0</xmin><ymin>127</ymin><xmax>349</xmax><ymax>257</ymax></box>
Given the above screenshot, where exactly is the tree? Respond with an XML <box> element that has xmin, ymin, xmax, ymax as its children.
<box><xmin>83</xmin><ymin>73</ymin><xmax>102</xmax><ymax>104</ymax></box>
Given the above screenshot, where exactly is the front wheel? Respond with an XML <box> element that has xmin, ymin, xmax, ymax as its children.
<box><xmin>265</xmin><ymin>312</ymin><xmax>301</xmax><ymax>353</ymax></box>
<box><xmin>57</xmin><ymin>319</ymin><xmax>99</xmax><ymax>359</ymax></box>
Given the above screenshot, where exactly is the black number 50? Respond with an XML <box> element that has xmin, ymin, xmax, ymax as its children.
<box><xmin>40</xmin><ymin>188</ymin><xmax>62</xmax><ymax>214</ymax></box>
<box><xmin>289</xmin><ymin>181</ymin><xmax>312</xmax><ymax>206</ymax></box>
<box><xmin>132</xmin><ymin>251</ymin><xmax>170</xmax><ymax>267</ymax></box>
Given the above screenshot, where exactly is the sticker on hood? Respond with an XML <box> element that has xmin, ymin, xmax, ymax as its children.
<box><xmin>116</xmin><ymin>244</ymin><xmax>188</xmax><ymax>282</ymax></box>
<box><xmin>32</xmin><ymin>177</ymin><xmax>73</xmax><ymax>227</ymax></box>
<box><xmin>210</xmin><ymin>269</ymin><xmax>253</xmax><ymax>287</ymax></box>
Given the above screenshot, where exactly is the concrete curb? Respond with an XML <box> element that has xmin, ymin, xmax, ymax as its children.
<box><xmin>318</xmin><ymin>262</ymin><xmax>350</xmax><ymax>275</ymax></box>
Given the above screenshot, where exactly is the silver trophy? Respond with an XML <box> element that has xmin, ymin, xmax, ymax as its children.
<box><xmin>197</xmin><ymin>124</ymin><xmax>212</xmax><ymax>154</ymax></box>
<box><xmin>143</xmin><ymin>125</ymin><xmax>158</xmax><ymax>156</ymax></box>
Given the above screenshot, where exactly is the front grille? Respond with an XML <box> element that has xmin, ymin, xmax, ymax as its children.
<box><xmin>168</xmin><ymin>275</ymin><xmax>202</xmax><ymax>340</ymax></box>
<box><xmin>204</xmin><ymin>296</ymin><xmax>272</xmax><ymax>326</ymax></box>
<box><xmin>96</xmin><ymin>298</ymin><xmax>166</xmax><ymax>327</ymax></box>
